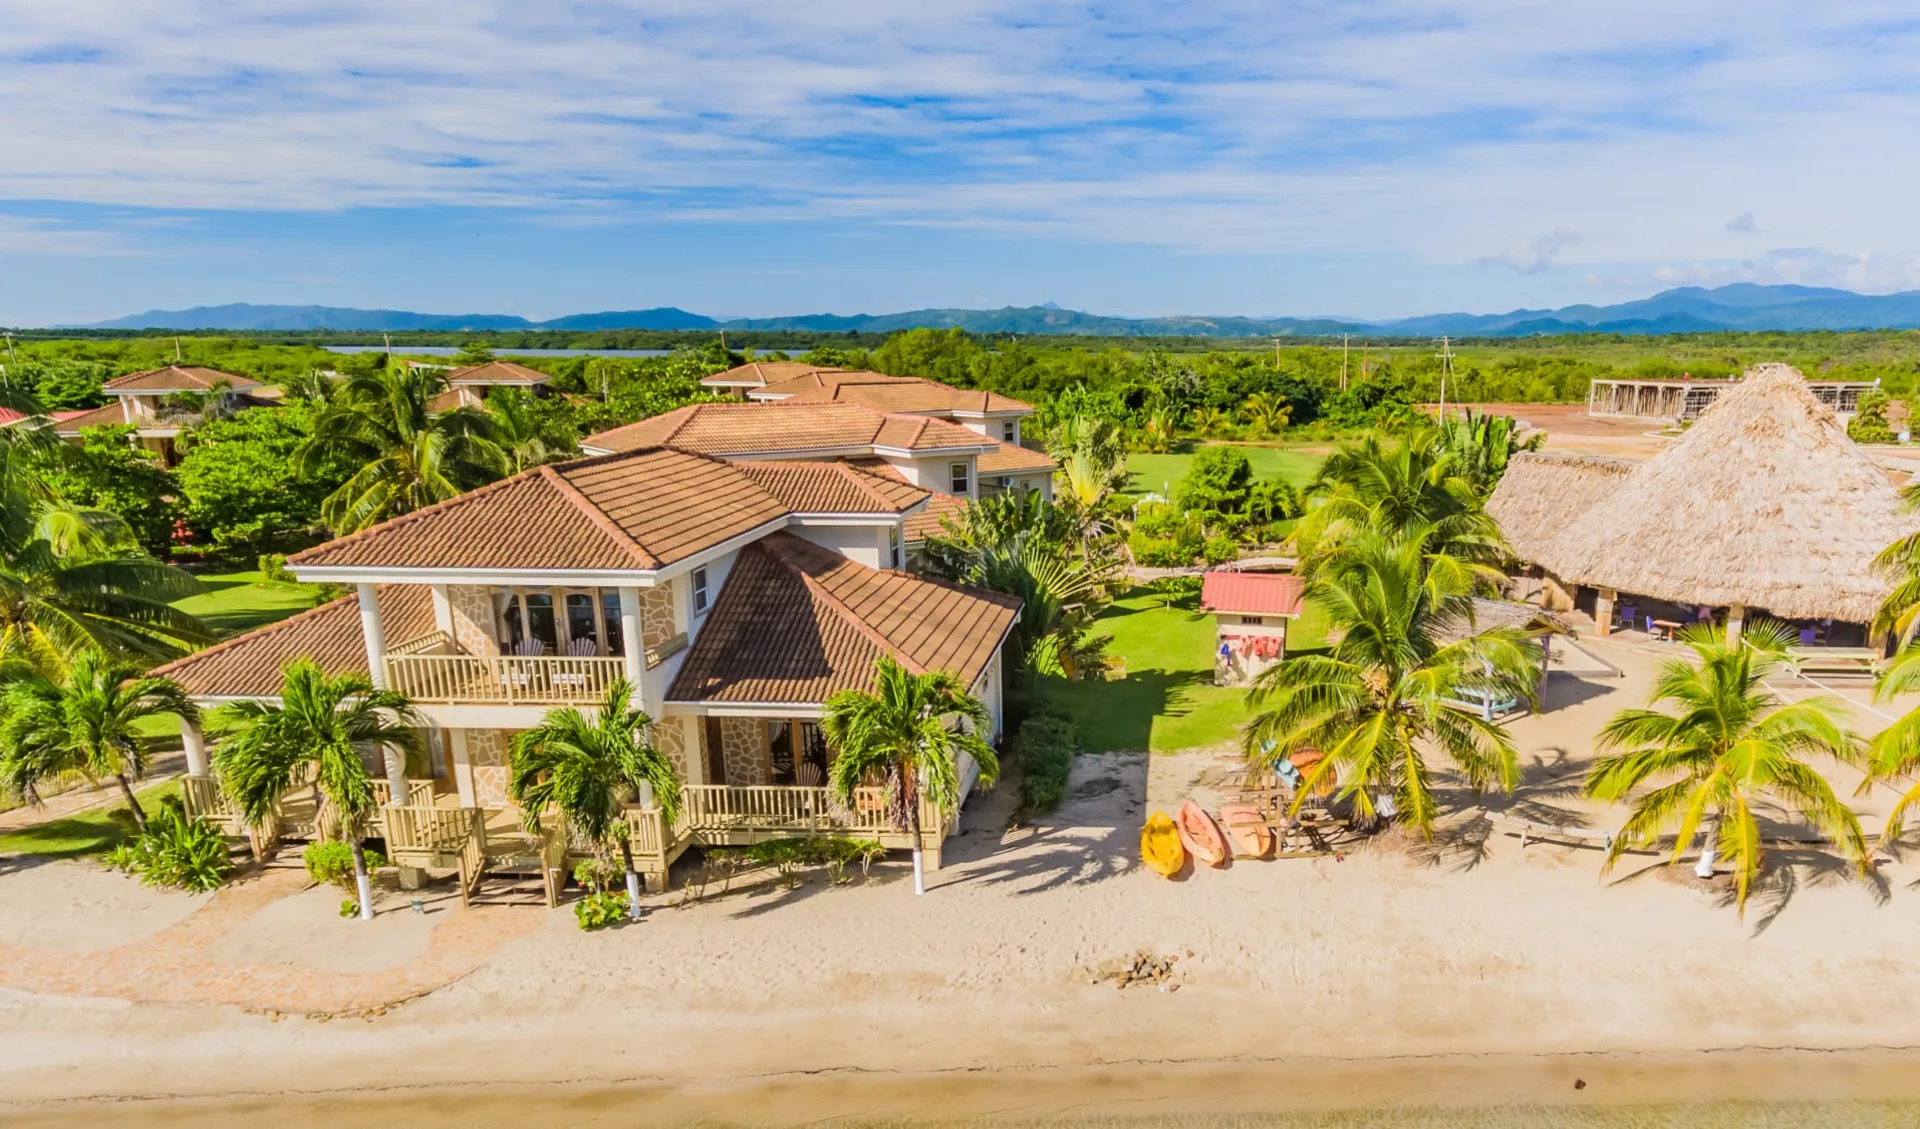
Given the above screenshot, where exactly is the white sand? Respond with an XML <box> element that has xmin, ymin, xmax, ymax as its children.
<box><xmin>7</xmin><ymin>644</ymin><xmax>1920</xmax><ymax>1110</ymax></box>
<box><xmin>0</xmin><ymin>861</ymin><xmax>200</xmax><ymax>953</ymax></box>
<box><xmin>204</xmin><ymin>883</ymin><xmax>456</xmax><ymax>975</ymax></box>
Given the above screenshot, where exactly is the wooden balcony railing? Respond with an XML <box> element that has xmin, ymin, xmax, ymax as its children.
<box><xmin>384</xmin><ymin>653</ymin><xmax>627</xmax><ymax>705</ymax></box>
<box><xmin>677</xmin><ymin>783</ymin><xmax>926</xmax><ymax>837</ymax></box>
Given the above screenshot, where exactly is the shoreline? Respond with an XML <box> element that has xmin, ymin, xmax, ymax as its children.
<box><xmin>13</xmin><ymin>1044</ymin><xmax>1920</xmax><ymax>1126</ymax></box>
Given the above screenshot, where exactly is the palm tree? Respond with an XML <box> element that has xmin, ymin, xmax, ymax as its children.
<box><xmin>214</xmin><ymin>661</ymin><xmax>420</xmax><ymax>919</ymax></box>
<box><xmin>1242</xmin><ymin>391</ymin><xmax>1292</xmax><ymax>438</ymax></box>
<box><xmin>1584</xmin><ymin>624</ymin><xmax>1868</xmax><ymax>915</ymax></box>
<box><xmin>296</xmin><ymin>366</ymin><xmax>506</xmax><ymax>534</ymax></box>
<box><xmin>1872</xmin><ymin>479</ymin><xmax>1920</xmax><ymax>647</ymax></box>
<box><xmin>823</xmin><ymin>657</ymin><xmax>998</xmax><ymax>895</ymax></box>
<box><xmin>1432</xmin><ymin>408</ymin><xmax>1543</xmax><ymax>496</ymax></box>
<box><xmin>1293</xmin><ymin>431</ymin><xmax>1506</xmax><ymax>568</ymax></box>
<box><xmin>0</xmin><ymin>528</ymin><xmax>210</xmax><ymax>678</ymax></box>
<box><xmin>1189</xmin><ymin>406</ymin><xmax>1231</xmax><ymax>439</ymax></box>
<box><xmin>485</xmin><ymin>386</ymin><xmax>576</xmax><ymax>474</ymax></box>
<box><xmin>0</xmin><ymin>652</ymin><xmax>199</xmax><ymax>830</ymax></box>
<box><xmin>1242</xmin><ymin>529</ymin><xmax>1538</xmax><ymax>834</ymax></box>
<box><xmin>509</xmin><ymin>678</ymin><xmax>680</xmax><ymax>920</ymax></box>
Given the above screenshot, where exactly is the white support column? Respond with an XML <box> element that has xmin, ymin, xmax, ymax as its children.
<box><xmin>180</xmin><ymin>717</ymin><xmax>210</xmax><ymax>777</ymax></box>
<box><xmin>680</xmin><ymin>714</ymin><xmax>707</xmax><ymax>786</ymax></box>
<box><xmin>618</xmin><ymin>586</ymin><xmax>645</xmax><ymax>683</ymax></box>
<box><xmin>449</xmin><ymin>729</ymin><xmax>476</xmax><ymax>808</ymax></box>
<box><xmin>357</xmin><ymin>583</ymin><xmax>388</xmax><ymax>689</ymax></box>
<box><xmin>430</xmin><ymin>583</ymin><xmax>454</xmax><ymax>636</ymax></box>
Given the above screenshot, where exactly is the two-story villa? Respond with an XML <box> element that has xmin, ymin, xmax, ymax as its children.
<box><xmin>52</xmin><ymin>365</ymin><xmax>271</xmax><ymax>464</ymax></box>
<box><xmin>158</xmin><ymin>437</ymin><xmax>1023</xmax><ymax>897</ymax></box>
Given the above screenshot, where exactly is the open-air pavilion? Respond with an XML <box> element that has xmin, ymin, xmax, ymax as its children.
<box><xmin>1490</xmin><ymin>363</ymin><xmax>1920</xmax><ymax>669</ymax></box>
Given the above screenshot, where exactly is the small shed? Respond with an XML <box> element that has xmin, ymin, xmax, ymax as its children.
<box><xmin>1200</xmin><ymin>571</ymin><xmax>1306</xmax><ymax>686</ymax></box>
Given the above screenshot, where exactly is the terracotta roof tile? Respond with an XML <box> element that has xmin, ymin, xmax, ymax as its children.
<box><xmin>584</xmin><ymin>401</ymin><xmax>992</xmax><ymax>457</ymax></box>
<box><xmin>667</xmin><ymin>533</ymin><xmax>1019</xmax><ymax>704</ymax></box>
<box><xmin>290</xmin><ymin>448</ymin><xmax>791</xmax><ymax>572</ymax></box>
<box><xmin>767</xmin><ymin>374</ymin><xmax>1031</xmax><ymax>414</ymax></box>
<box><xmin>49</xmin><ymin>403</ymin><xmax>128</xmax><ymax>434</ymax></box>
<box><xmin>447</xmin><ymin>360</ymin><xmax>551</xmax><ymax>386</ymax></box>
<box><xmin>904</xmin><ymin>492</ymin><xmax>969</xmax><ymax>545</ymax></box>
<box><xmin>152</xmin><ymin>586</ymin><xmax>434</xmax><ymax>699</ymax></box>
<box><xmin>734</xmin><ymin>461</ymin><xmax>930</xmax><ymax>513</ymax></box>
<box><xmin>700</xmin><ymin>361</ymin><xmax>846</xmax><ymax>388</ymax></box>
<box><xmin>104</xmin><ymin>366</ymin><xmax>261</xmax><ymax>393</ymax></box>
<box><xmin>977</xmin><ymin>441</ymin><xmax>1056</xmax><ymax>476</ymax></box>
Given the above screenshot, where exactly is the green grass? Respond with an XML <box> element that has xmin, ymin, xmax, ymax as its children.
<box><xmin>172</xmin><ymin>569</ymin><xmax>326</xmax><ymax>637</ymax></box>
<box><xmin>1122</xmin><ymin>443</ymin><xmax>1325</xmax><ymax>499</ymax></box>
<box><xmin>1033</xmin><ymin>587</ymin><xmax>1331</xmax><ymax>753</ymax></box>
<box><xmin>0</xmin><ymin>779</ymin><xmax>183</xmax><ymax>860</ymax></box>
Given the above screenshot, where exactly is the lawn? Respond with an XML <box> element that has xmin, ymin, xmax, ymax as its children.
<box><xmin>0</xmin><ymin>779</ymin><xmax>182</xmax><ymax>860</ymax></box>
<box><xmin>1122</xmin><ymin>443</ymin><xmax>1325</xmax><ymax>500</ymax></box>
<box><xmin>1033</xmin><ymin>587</ymin><xmax>1331</xmax><ymax>754</ymax></box>
<box><xmin>173</xmin><ymin>568</ymin><xmax>327</xmax><ymax>637</ymax></box>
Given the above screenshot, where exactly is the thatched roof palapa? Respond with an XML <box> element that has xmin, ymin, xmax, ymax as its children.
<box><xmin>1486</xmin><ymin>363</ymin><xmax>1920</xmax><ymax>622</ymax></box>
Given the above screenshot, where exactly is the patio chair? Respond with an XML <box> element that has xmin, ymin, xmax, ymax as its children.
<box><xmin>510</xmin><ymin>636</ymin><xmax>551</xmax><ymax>656</ymax></box>
<box><xmin>1799</xmin><ymin>627</ymin><xmax>1819</xmax><ymax>647</ymax></box>
<box><xmin>563</xmin><ymin>637</ymin><xmax>599</xmax><ymax>657</ymax></box>
<box><xmin>1617</xmin><ymin>604</ymin><xmax>1639</xmax><ymax>630</ymax></box>
<box><xmin>795</xmin><ymin>762</ymin><xmax>824</xmax><ymax>788</ymax></box>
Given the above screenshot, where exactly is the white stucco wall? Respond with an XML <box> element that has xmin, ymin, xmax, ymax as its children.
<box><xmin>791</xmin><ymin>523</ymin><xmax>891</xmax><ymax>569</ymax></box>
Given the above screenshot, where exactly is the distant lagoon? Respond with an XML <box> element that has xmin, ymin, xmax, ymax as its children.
<box><xmin>320</xmin><ymin>345</ymin><xmax>675</xmax><ymax>358</ymax></box>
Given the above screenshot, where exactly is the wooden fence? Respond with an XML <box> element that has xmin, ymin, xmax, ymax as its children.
<box><xmin>384</xmin><ymin>653</ymin><xmax>626</xmax><ymax>705</ymax></box>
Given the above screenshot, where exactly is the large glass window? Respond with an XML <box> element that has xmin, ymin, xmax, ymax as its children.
<box><xmin>767</xmin><ymin>721</ymin><xmax>796</xmax><ymax>784</ymax></box>
<box><xmin>505</xmin><ymin>591</ymin><xmax>558</xmax><ymax>654</ymax></box>
<box><xmin>601</xmin><ymin>591</ymin><xmax>624</xmax><ymax>654</ymax></box>
<box><xmin>565</xmin><ymin>593</ymin><xmax>600</xmax><ymax>653</ymax></box>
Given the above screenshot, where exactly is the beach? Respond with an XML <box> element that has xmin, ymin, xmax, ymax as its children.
<box><xmin>6</xmin><ymin>638</ymin><xmax>1920</xmax><ymax>1122</ymax></box>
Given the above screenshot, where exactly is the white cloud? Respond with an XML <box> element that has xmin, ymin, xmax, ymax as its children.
<box><xmin>2</xmin><ymin>0</ymin><xmax>1920</xmax><ymax>280</ymax></box>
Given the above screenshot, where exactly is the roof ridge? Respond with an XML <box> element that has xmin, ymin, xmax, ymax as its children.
<box><xmin>536</xmin><ymin>464</ymin><xmax>662</xmax><ymax>568</ymax></box>
<box><xmin>151</xmin><ymin>591</ymin><xmax>359</xmax><ymax>679</ymax></box>
<box><xmin>757</xmin><ymin>535</ymin><xmax>928</xmax><ymax>674</ymax></box>
<box><xmin>287</xmin><ymin>464</ymin><xmax>563</xmax><ymax>566</ymax></box>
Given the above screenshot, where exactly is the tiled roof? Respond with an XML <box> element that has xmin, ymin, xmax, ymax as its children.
<box><xmin>749</xmin><ymin>370</ymin><xmax>914</xmax><ymax>398</ymax></box>
<box><xmin>768</xmin><ymin>373</ymin><xmax>1032</xmax><ymax>415</ymax></box>
<box><xmin>447</xmin><ymin>360</ymin><xmax>551</xmax><ymax>386</ymax></box>
<box><xmin>904</xmin><ymin>492</ymin><xmax>969</xmax><ymax>545</ymax></box>
<box><xmin>290</xmin><ymin>448</ymin><xmax>792</xmax><ymax>572</ymax></box>
<box><xmin>668</xmin><ymin>533</ymin><xmax>1019</xmax><ymax>704</ymax></box>
<box><xmin>700</xmin><ymin>361</ymin><xmax>845</xmax><ymax>388</ymax></box>
<box><xmin>583</xmin><ymin>401</ymin><xmax>992</xmax><ymax>457</ymax></box>
<box><xmin>151</xmin><ymin>586</ymin><xmax>434</xmax><ymax>699</ymax></box>
<box><xmin>1200</xmin><ymin>571</ymin><xmax>1306</xmax><ymax>617</ymax></box>
<box><xmin>977</xmin><ymin>441</ymin><xmax>1057</xmax><ymax>476</ymax></box>
<box><xmin>104</xmin><ymin>366</ymin><xmax>261</xmax><ymax>393</ymax></box>
<box><xmin>0</xmin><ymin>406</ymin><xmax>26</xmax><ymax>426</ymax></box>
<box><xmin>49</xmin><ymin>403</ymin><xmax>130</xmax><ymax>434</ymax></box>
<box><xmin>734</xmin><ymin>461</ymin><xmax>930</xmax><ymax>514</ymax></box>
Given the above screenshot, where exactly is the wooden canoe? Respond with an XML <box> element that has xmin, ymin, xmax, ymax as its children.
<box><xmin>1217</xmin><ymin>803</ymin><xmax>1274</xmax><ymax>859</ymax></box>
<box><xmin>1175</xmin><ymin>799</ymin><xmax>1230</xmax><ymax>867</ymax></box>
<box><xmin>1141</xmin><ymin>811</ymin><xmax>1185</xmax><ymax>878</ymax></box>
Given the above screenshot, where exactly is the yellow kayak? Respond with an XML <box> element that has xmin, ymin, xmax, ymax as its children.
<box><xmin>1141</xmin><ymin>811</ymin><xmax>1186</xmax><ymax>878</ymax></box>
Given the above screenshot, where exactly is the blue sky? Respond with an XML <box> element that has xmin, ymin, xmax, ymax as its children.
<box><xmin>4</xmin><ymin>1</ymin><xmax>1920</xmax><ymax>325</ymax></box>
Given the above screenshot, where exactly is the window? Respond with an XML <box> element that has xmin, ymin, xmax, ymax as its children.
<box><xmin>564</xmin><ymin>593</ymin><xmax>600</xmax><ymax>652</ymax></box>
<box><xmin>600</xmin><ymin>591</ymin><xmax>624</xmax><ymax>654</ymax></box>
<box><xmin>767</xmin><ymin>721</ymin><xmax>796</xmax><ymax>784</ymax></box>
<box><xmin>502</xmin><ymin>590</ymin><xmax>557</xmax><ymax>653</ymax></box>
<box><xmin>889</xmin><ymin>524</ymin><xmax>902</xmax><ymax>569</ymax></box>
<box><xmin>1002</xmin><ymin>420</ymin><xmax>1017</xmax><ymax>442</ymax></box>
<box><xmin>692</xmin><ymin>567</ymin><xmax>711</xmax><ymax>615</ymax></box>
<box><xmin>1239</xmin><ymin>615</ymin><xmax>1264</xmax><ymax>626</ymax></box>
<box><xmin>950</xmin><ymin>461</ymin><xmax>971</xmax><ymax>495</ymax></box>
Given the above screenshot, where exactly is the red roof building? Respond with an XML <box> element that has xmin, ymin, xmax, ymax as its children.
<box><xmin>1200</xmin><ymin>571</ymin><xmax>1306</xmax><ymax>617</ymax></box>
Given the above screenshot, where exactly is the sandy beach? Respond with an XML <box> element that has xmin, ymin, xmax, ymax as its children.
<box><xmin>6</xmin><ymin>636</ymin><xmax>1920</xmax><ymax>1122</ymax></box>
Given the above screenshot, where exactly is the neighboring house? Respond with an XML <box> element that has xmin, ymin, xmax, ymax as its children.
<box><xmin>158</xmin><ymin>445</ymin><xmax>1022</xmax><ymax>894</ymax></box>
<box><xmin>435</xmin><ymin>360</ymin><xmax>555</xmax><ymax>411</ymax></box>
<box><xmin>699</xmin><ymin>360</ymin><xmax>847</xmax><ymax>398</ymax></box>
<box><xmin>51</xmin><ymin>365</ymin><xmax>271</xmax><ymax>464</ymax></box>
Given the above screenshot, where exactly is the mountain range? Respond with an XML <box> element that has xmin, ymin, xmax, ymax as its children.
<box><xmin>66</xmin><ymin>284</ymin><xmax>1920</xmax><ymax>337</ymax></box>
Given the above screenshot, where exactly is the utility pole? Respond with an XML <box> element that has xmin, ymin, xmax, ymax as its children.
<box><xmin>1361</xmin><ymin>342</ymin><xmax>1369</xmax><ymax>379</ymax></box>
<box><xmin>1340</xmin><ymin>334</ymin><xmax>1350</xmax><ymax>391</ymax></box>
<box><xmin>173</xmin><ymin>336</ymin><xmax>183</xmax><ymax>363</ymax></box>
<box><xmin>1435</xmin><ymin>335</ymin><xmax>1455</xmax><ymax>419</ymax></box>
<box><xmin>1272</xmin><ymin>337</ymin><xmax>1281</xmax><ymax>366</ymax></box>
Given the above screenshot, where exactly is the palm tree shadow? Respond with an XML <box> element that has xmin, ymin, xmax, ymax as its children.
<box><xmin>1718</xmin><ymin>848</ymin><xmax>1891</xmax><ymax>936</ymax></box>
<box><xmin>1401</xmin><ymin>813</ymin><xmax>1495</xmax><ymax>873</ymax></box>
<box><xmin>938</xmin><ymin>823</ymin><xmax>1137</xmax><ymax>896</ymax></box>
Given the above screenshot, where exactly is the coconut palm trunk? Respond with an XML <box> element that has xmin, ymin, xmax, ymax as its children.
<box><xmin>348</xmin><ymin>836</ymin><xmax>375</xmax><ymax>920</ymax></box>
<box><xmin>114</xmin><ymin>771</ymin><xmax>148</xmax><ymax>831</ymax></box>
<box><xmin>619</xmin><ymin>835</ymin><xmax>642</xmax><ymax>920</ymax></box>
<box><xmin>1695</xmin><ymin>814</ymin><xmax>1720</xmax><ymax>879</ymax></box>
<box><xmin>903</xmin><ymin>763</ymin><xmax>925</xmax><ymax>897</ymax></box>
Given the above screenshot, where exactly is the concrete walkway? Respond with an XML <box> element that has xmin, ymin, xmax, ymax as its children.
<box><xmin>0</xmin><ymin>752</ymin><xmax>186</xmax><ymax>834</ymax></box>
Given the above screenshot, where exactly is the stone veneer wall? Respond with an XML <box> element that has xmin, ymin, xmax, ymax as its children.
<box><xmin>447</xmin><ymin>586</ymin><xmax>499</xmax><ymax>656</ymax></box>
<box><xmin>640</xmin><ymin>586</ymin><xmax>676</xmax><ymax>650</ymax></box>
<box><xmin>656</xmin><ymin>716</ymin><xmax>688</xmax><ymax>780</ymax></box>
<box><xmin>719</xmin><ymin>717</ymin><xmax>767</xmax><ymax>786</ymax></box>
<box><xmin>465</xmin><ymin>728</ymin><xmax>514</xmax><ymax>808</ymax></box>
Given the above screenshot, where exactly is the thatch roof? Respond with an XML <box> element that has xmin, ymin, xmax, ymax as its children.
<box><xmin>1486</xmin><ymin>364</ymin><xmax>1920</xmax><ymax>622</ymax></box>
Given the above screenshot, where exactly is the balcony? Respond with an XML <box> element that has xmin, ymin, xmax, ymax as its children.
<box><xmin>384</xmin><ymin>653</ymin><xmax>628</xmax><ymax>705</ymax></box>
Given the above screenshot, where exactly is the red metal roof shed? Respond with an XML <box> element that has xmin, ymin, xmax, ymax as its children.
<box><xmin>1200</xmin><ymin>571</ymin><xmax>1305</xmax><ymax>617</ymax></box>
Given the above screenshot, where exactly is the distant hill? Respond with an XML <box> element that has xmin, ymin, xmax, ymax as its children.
<box><xmin>65</xmin><ymin>285</ymin><xmax>1920</xmax><ymax>337</ymax></box>
<box><xmin>77</xmin><ymin>303</ymin><xmax>716</xmax><ymax>332</ymax></box>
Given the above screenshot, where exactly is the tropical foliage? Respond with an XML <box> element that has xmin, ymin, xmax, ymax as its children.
<box><xmin>509</xmin><ymin>678</ymin><xmax>680</xmax><ymax>922</ymax></box>
<box><xmin>1584</xmin><ymin>624</ymin><xmax>1868</xmax><ymax>914</ymax></box>
<box><xmin>214</xmin><ymin>661</ymin><xmax>420</xmax><ymax>919</ymax></box>
<box><xmin>1293</xmin><ymin>431</ymin><xmax>1507</xmax><ymax>569</ymax></box>
<box><xmin>0</xmin><ymin>651</ymin><xmax>199</xmax><ymax>830</ymax></box>
<box><xmin>104</xmin><ymin>796</ymin><xmax>232</xmax><ymax>892</ymax></box>
<box><xmin>1431</xmin><ymin>408</ymin><xmax>1545</xmax><ymax>496</ymax></box>
<box><xmin>823</xmin><ymin>657</ymin><xmax>998</xmax><ymax>894</ymax></box>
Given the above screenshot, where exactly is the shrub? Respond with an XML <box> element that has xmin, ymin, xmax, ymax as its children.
<box><xmin>570</xmin><ymin>856</ymin><xmax>631</xmax><ymax>929</ymax></box>
<box><xmin>747</xmin><ymin>838</ymin><xmax>811</xmax><ymax>888</ymax></box>
<box><xmin>574</xmin><ymin>891</ymin><xmax>628</xmax><ymax>930</ymax></box>
<box><xmin>104</xmin><ymin>798</ymin><xmax>231</xmax><ymax>893</ymax></box>
<box><xmin>1850</xmin><ymin>390</ymin><xmax>1897</xmax><ymax>444</ymax></box>
<box><xmin>258</xmin><ymin>553</ymin><xmax>296</xmax><ymax>585</ymax></box>
<box><xmin>1016</xmin><ymin>714</ymin><xmax>1079</xmax><ymax>812</ymax></box>
<box><xmin>1202</xmin><ymin>533</ymin><xmax>1241</xmax><ymax>565</ymax></box>
<box><xmin>1148</xmin><ymin>575</ymin><xmax>1203</xmax><ymax>608</ymax></box>
<box><xmin>803</xmin><ymin>836</ymin><xmax>887</xmax><ymax>884</ymax></box>
<box><xmin>1129</xmin><ymin>502</ymin><xmax>1204</xmax><ymax>567</ymax></box>
<box><xmin>302</xmin><ymin>840</ymin><xmax>388</xmax><ymax>891</ymax></box>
